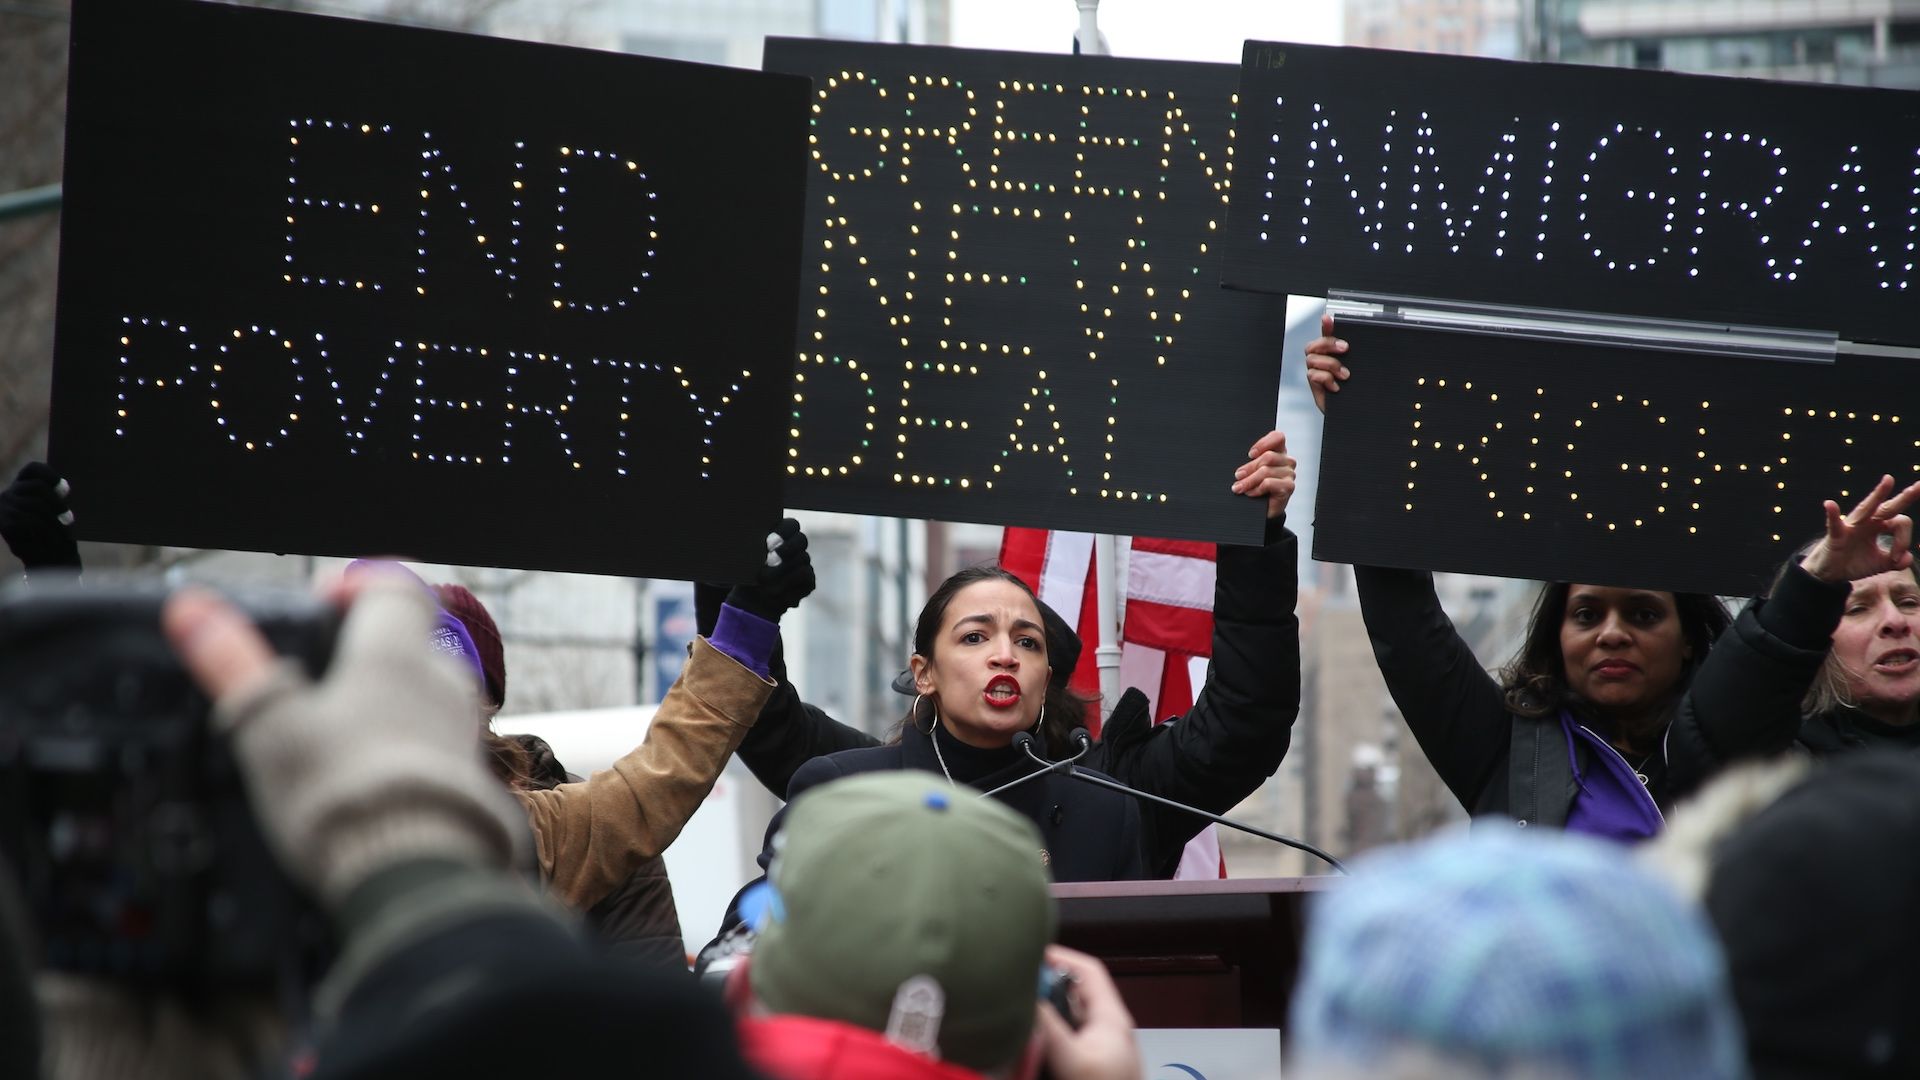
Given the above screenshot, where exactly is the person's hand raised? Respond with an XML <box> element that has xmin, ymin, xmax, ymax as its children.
<box><xmin>163</xmin><ymin>573</ymin><xmax>524</xmax><ymax>904</ymax></box>
<box><xmin>1798</xmin><ymin>475</ymin><xmax>1920</xmax><ymax>585</ymax></box>
<box><xmin>726</xmin><ymin>518</ymin><xmax>816</xmax><ymax>622</ymax></box>
<box><xmin>0</xmin><ymin>462</ymin><xmax>80</xmax><ymax>571</ymax></box>
<box><xmin>1232</xmin><ymin>430</ymin><xmax>1297</xmax><ymax>520</ymax></box>
<box><xmin>1303</xmin><ymin>313</ymin><xmax>1349</xmax><ymax>415</ymax></box>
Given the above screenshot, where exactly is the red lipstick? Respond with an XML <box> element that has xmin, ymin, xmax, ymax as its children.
<box><xmin>984</xmin><ymin>674</ymin><xmax>1022</xmax><ymax>708</ymax></box>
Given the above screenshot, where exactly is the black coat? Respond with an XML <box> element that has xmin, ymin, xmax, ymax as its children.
<box><xmin>1682</xmin><ymin>562</ymin><xmax>1920</xmax><ymax>759</ymax></box>
<box><xmin>708</xmin><ymin>723</ymin><xmax>1145</xmax><ymax>946</ymax></box>
<box><xmin>782</xmin><ymin>724</ymin><xmax>1146</xmax><ymax>882</ymax></box>
<box><xmin>1354</xmin><ymin>565</ymin><xmax>1749</xmax><ymax>828</ymax></box>
<box><xmin>714</xmin><ymin>518</ymin><xmax>1303</xmax><ymax>877</ymax></box>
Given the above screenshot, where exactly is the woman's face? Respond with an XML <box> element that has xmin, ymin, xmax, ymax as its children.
<box><xmin>1830</xmin><ymin>569</ymin><xmax>1920</xmax><ymax>721</ymax></box>
<box><xmin>911</xmin><ymin>579</ymin><xmax>1050</xmax><ymax>749</ymax></box>
<box><xmin>1559</xmin><ymin>586</ymin><xmax>1690</xmax><ymax>717</ymax></box>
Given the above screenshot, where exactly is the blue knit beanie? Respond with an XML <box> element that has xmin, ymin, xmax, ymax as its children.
<box><xmin>1289</xmin><ymin>826</ymin><xmax>1748</xmax><ymax>1079</ymax></box>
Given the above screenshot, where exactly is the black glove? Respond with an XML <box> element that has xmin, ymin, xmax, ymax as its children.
<box><xmin>725</xmin><ymin>518</ymin><xmax>815</xmax><ymax>622</ymax></box>
<box><xmin>0</xmin><ymin>462</ymin><xmax>80</xmax><ymax>571</ymax></box>
<box><xmin>693</xmin><ymin>581</ymin><xmax>729</xmax><ymax>638</ymax></box>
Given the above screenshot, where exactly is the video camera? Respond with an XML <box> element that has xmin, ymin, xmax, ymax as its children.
<box><xmin>0</xmin><ymin>576</ymin><xmax>336</xmax><ymax>995</ymax></box>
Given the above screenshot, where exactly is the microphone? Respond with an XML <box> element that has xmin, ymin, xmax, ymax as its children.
<box><xmin>978</xmin><ymin>729</ymin><xmax>1091</xmax><ymax>800</ymax></box>
<box><xmin>1045</xmin><ymin>729</ymin><xmax>1348</xmax><ymax>875</ymax></box>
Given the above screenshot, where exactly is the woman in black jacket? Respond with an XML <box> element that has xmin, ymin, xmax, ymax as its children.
<box><xmin>1306</xmin><ymin>320</ymin><xmax>1738</xmax><ymax>838</ymax></box>
<box><xmin>704</xmin><ymin>430</ymin><xmax>1304</xmax><ymax>879</ymax></box>
<box><xmin>1674</xmin><ymin>475</ymin><xmax>1920</xmax><ymax>761</ymax></box>
<box><xmin>705</xmin><ymin>431</ymin><xmax>1301</xmax><ymax>952</ymax></box>
<box><xmin>779</xmin><ymin>562</ymin><xmax>1150</xmax><ymax>882</ymax></box>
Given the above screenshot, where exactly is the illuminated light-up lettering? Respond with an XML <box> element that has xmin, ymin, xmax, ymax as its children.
<box><xmin>802</xmin><ymin>76</ymin><xmax>1179</xmax><ymax>492</ymax></box>
<box><xmin>57</xmin><ymin>0</ymin><xmax>807</xmax><ymax>581</ymax></box>
<box><xmin>1288</xmin><ymin>112</ymin><xmax>1911</xmax><ymax>285</ymax></box>
<box><xmin>768</xmin><ymin>40</ymin><xmax>1274</xmax><ymax>543</ymax></box>
<box><xmin>286</xmin><ymin>120</ymin><xmax>402</xmax><ymax>292</ymax></box>
<box><xmin>113</xmin><ymin>318</ymin><xmax>311</xmax><ymax>452</ymax></box>
<box><xmin>1229</xmin><ymin>42</ymin><xmax>1920</xmax><ymax>343</ymax></box>
<box><xmin>1317</xmin><ymin>319</ymin><xmax>1920</xmax><ymax>596</ymax></box>
<box><xmin>112</xmin><ymin>320</ymin><xmax>746</xmax><ymax>482</ymax></box>
<box><xmin>129</xmin><ymin>114</ymin><xmax>691</xmax><ymax>481</ymax></box>
<box><xmin>287</xmin><ymin>126</ymin><xmax>659</xmax><ymax>310</ymax></box>
<box><xmin>1781</xmin><ymin>145</ymin><xmax>1909</xmax><ymax>290</ymax></box>
<box><xmin>547</xmin><ymin>145</ymin><xmax>659</xmax><ymax>313</ymax></box>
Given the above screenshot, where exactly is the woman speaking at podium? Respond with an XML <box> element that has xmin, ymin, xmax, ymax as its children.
<box><xmin>698</xmin><ymin>427</ymin><xmax>1304</xmax><ymax>965</ymax></box>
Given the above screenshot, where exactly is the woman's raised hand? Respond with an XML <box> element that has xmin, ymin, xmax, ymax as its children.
<box><xmin>726</xmin><ymin>518</ymin><xmax>817</xmax><ymax>622</ymax></box>
<box><xmin>1798</xmin><ymin>475</ymin><xmax>1920</xmax><ymax>584</ymax></box>
<box><xmin>1303</xmin><ymin>313</ymin><xmax>1349</xmax><ymax>415</ymax></box>
<box><xmin>1232</xmin><ymin>430</ymin><xmax>1296</xmax><ymax>520</ymax></box>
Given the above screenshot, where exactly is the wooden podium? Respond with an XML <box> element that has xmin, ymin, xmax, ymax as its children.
<box><xmin>1051</xmin><ymin>877</ymin><xmax>1333</xmax><ymax>1029</ymax></box>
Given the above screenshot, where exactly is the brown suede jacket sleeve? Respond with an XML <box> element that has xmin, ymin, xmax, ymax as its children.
<box><xmin>516</xmin><ymin>636</ymin><xmax>774</xmax><ymax>912</ymax></box>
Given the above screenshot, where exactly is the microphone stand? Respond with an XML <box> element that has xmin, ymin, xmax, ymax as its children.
<box><xmin>1020</xmin><ymin>736</ymin><xmax>1349</xmax><ymax>875</ymax></box>
<box><xmin>978</xmin><ymin>730</ymin><xmax>1091</xmax><ymax>800</ymax></box>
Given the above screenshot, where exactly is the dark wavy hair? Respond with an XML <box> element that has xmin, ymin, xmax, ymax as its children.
<box><xmin>482</xmin><ymin>729</ymin><xmax>535</xmax><ymax>790</ymax></box>
<box><xmin>1500</xmin><ymin>582</ymin><xmax>1732</xmax><ymax>719</ymax></box>
<box><xmin>900</xmin><ymin>565</ymin><xmax>1093</xmax><ymax>757</ymax></box>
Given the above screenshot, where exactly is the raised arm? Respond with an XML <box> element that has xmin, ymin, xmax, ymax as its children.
<box><xmin>518</xmin><ymin>520</ymin><xmax>815</xmax><ymax>911</ymax></box>
<box><xmin>1669</xmin><ymin>476</ymin><xmax>1920</xmax><ymax>793</ymax></box>
<box><xmin>0</xmin><ymin>462</ymin><xmax>81</xmax><ymax>577</ymax></box>
<box><xmin>517</xmin><ymin>637</ymin><xmax>775</xmax><ymax>911</ymax></box>
<box><xmin>1308</xmin><ymin>318</ymin><xmax>1512</xmax><ymax>809</ymax></box>
<box><xmin>161</xmin><ymin>578</ymin><xmax>754</xmax><ymax>1079</ymax></box>
<box><xmin>1352</xmin><ymin>564</ymin><xmax>1512</xmax><ymax>809</ymax></box>
<box><xmin>694</xmin><ymin>580</ymin><xmax>879</xmax><ymax>798</ymax></box>
<box><xmin>740</xmin><ymin>686</ymin><xmax>879</xmax><ymax>797</ymax></box>
<box><xmin>1107</xmin><ymin>431</ymin><xmax>1303</xmax><ymax>875</ymax></box>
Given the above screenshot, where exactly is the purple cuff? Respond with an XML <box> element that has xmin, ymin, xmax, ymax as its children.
<box><xmin>710</xmin><ymin>603</ymin><xmax>778</xmax><ymax>680</ymax></box>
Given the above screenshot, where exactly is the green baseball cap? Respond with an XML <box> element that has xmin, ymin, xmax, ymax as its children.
<box><xmin>749</xmin><ymin>772</ymin><xmax>1057</xmax><ymax>1072</ymax></box>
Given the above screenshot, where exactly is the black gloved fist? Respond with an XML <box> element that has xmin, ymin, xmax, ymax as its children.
<box><xmin>725</xmin><ymin>518</ymin><xmax>815</xmax><ymax>622</ymax></box>
<box><xmin>0</xmin><ymin>462</ymin><xmax>80</xmax><ymax>571</ymax></box>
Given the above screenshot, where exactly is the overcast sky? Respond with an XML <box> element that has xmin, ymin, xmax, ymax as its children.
<box><xmin>948</xmin><ymin>0</ymin><xmax>1344</xmax><ymax>61</ymax></box>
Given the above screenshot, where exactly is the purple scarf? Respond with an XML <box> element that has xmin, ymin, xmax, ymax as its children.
<box><xmin>1558</xmin><ymin>710</ymin><xmax>1664</xmax><ymax>843</ymax></box>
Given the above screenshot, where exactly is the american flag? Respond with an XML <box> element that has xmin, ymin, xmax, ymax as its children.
<box><xmin>999</xmin><ymin>527</ymin><xmax>1226</xmax><ymax>880</ymax></box>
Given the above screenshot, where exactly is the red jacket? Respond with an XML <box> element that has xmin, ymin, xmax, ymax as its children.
<box><xmin>740</xmin><ymin>1014</ymin><xmax>995</xmax><ymax>1080</ymax></box>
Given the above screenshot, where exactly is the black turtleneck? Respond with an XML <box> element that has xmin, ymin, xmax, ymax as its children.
<box><xmin>922</xmin><ymin>721</ymin><xmax>1027</xmax><ymax>787</ymax></box>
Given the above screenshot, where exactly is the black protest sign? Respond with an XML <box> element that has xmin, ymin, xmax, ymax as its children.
<box><xmin>762</xmin><ymin>39</ymin><xmax>1284</xmax><ymax>545</ymax></box>
<box><xmin>1315</xmin><ymin>320</ymin><xmax>1920</xmax><ymax>596</ymax></box>
<box><xmin>51</xmin><ymin>0</ymin><xmax>809</xmax><ymax>581</ymax></box>
<box><xmin>1226</xmin><ymin>42</ymin><xmax>1920</xmax><ymax>344</ymax></box>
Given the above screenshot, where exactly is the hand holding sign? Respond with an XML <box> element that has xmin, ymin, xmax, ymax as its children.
<box><xmin>0</xmin><ymin>463</ymin><xmax>81</xmax><ymax>572</ymax></box>
<box><xmin>1303</xmin><ymin>313</ymin><xmax>1349</xmax><ymax>414</ymax></box>
<box><xmin>725</xmin><ymin>519</ymin><xmax>816</xmax><ymax>623</ymax></box>
<box><xmin>1232</xmin><ymin>430</ymin><xmax>1297</xmax><ymax>520</ymax></box>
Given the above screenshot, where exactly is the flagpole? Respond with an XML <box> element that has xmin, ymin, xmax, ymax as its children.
<box><xmin>1069</xmin><ymin>0</ymin><xmax>1124</xmax><ymax>720</ymax></box>
<box><xmin>1073</xmin><ymin>0</ymin><xmax>1103</xmax><ymax>55</ymax></box>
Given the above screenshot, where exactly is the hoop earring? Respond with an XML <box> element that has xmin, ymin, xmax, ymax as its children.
<box><xmin>1033</xmin><ymin>701</ymin><xmax>1046</xmax><ymax>734</ymax></box>
<box><xmin>913</xmin><ymin>693</ymin><xmax>938</xmax><ymax>733</ymax></box>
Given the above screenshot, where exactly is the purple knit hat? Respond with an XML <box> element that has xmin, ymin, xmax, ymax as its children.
<box><xmin>344</xmin><ymin>559</ymin><xmax>487</xmax><ymax>693</ymax></box>
<box><xmin>433</xmin><ymin>584</ymin><xmax>506</xmax><ymax>709</ymax></box>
